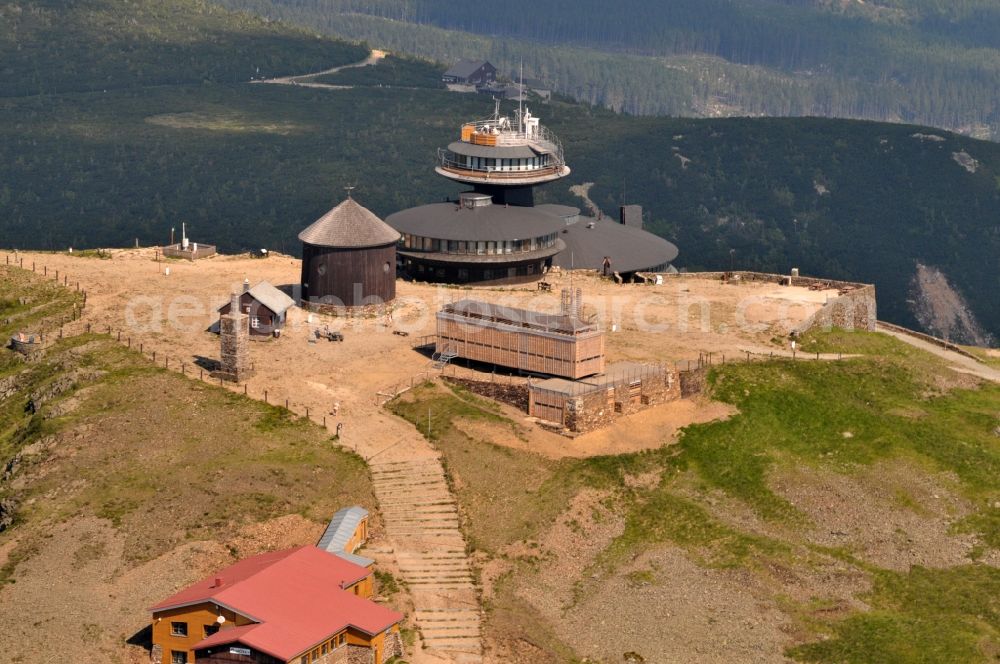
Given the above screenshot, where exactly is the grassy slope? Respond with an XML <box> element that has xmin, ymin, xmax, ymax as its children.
<box><xmin>0</xmin><ymin>271</ymin><xmax>374</xmax><ymax>635</ymax></box>
<box><xmin>390</xmin><ymin>332</ymin><xmax>1000</xmax><ymax>663</ymax></box>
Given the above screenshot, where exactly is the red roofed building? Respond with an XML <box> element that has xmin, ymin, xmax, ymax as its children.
<box><xmin>148</xmin><ymin>546</ymin><xmax>403</xmax><ymax>664</ymax></box>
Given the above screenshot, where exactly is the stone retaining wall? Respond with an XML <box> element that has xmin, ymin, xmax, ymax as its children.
<box><xmin>794</xmin><ymin>284</ymin><xmax>877</xmax><ymax>333</ymax></box>
<box><xmin>443</xmin><ymin>376</ymin><xmax>529</xmax><ymax>411</ymax></box>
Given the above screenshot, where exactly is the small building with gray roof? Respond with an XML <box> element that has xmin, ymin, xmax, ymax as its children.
<box><xmin>442</xmin><ymin>59</ymin><xmax>497</xmax><ymax>85</ymax></box>
<box><xmin>218</xmin><ymin>280</ymin><xmax>296</xmax><ymax>337</ymax></box>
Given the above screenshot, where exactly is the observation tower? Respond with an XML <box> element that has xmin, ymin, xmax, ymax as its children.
<box><xmin>387</xmin><ymin>103</ymin><xmax>677</xmax><ymax>284</ymax></box>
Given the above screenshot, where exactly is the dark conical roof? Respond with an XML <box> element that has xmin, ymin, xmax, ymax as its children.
<box><xmin>298</xmin><ymin>198</ymin><xmax>401</xmax><ymax>248</ymax></box>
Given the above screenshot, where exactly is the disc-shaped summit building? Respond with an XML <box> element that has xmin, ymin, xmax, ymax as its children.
<box><xmin>386</xmin><ymin>106</ymin><xmax>678</xmax><ymax>283</ymax></box>
<box><xmin>299</xmin><ymin>196</ymin><xmax>400</xmax><ymax>309</ymax></box>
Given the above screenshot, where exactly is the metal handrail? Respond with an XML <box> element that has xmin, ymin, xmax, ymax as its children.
<box><xmin>436</xmin><ymin>151</ymin><xmax>566</xmax><ymax>178</ymax></box>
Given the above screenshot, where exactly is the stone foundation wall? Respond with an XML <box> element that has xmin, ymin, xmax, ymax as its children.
<box><xmin>794</xmin><ymin>284</ymin><xmax>877</xmax><ymax>334</ymax></box>
<box><xmin>680</xmin><ymin>368</ymin><xmax>708</xmax><ymax>398</ymax></box>
<box><xmin>562</xmin><ymin>369</ymin><xmax>681</xmax><ymax>434</ymax></box>
<box><xmin>302</xmin><ymin>301</ymin><xmax>389</xmax><ymax>318</ymax></box>
<box><xmin>310</xmin><ymin>644</ymin><xmax>352</xmax><ymax>664</ymax></box>
<box><xmin>345</xmin><ymin>644</ymin><xmax>374</xmax><ymax>664</ymax></box>
<box><xmin>383</xmin><ymin>632</ymin><xmax>403</xmax><ymax>662</ymax></box>
<box><xmin>443</xmin><ymin>377</ymin><xmax>529</xmax><ymax>411</ymax></box>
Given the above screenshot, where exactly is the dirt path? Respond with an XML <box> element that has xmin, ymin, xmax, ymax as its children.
<box><xmin>878</xmin><ymin>324</ymin><xmax>1000</xmax><ymax>383</ymax></box>
<box><xmin>568</xmin><ymin>182</ymin><xmax>607</xmax><ymax>220</ymax></box>
<box><xmin>254</xmin><ymin>49</ymin><xmax>386</xmax><ymax>90</ymax></box>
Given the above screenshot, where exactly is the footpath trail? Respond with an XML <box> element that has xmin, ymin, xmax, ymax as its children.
<box><xmin>359</xmin><ymin>412</ymin><xmax>484</xmax><ymax>664</ymax></box>
<box><xmin>877</xmin><ymin>324</ymin><xmax>1000</xmax><ymax>383</ymax></box>
<box><xmin>254</xmin><ymin>49</ymin><xmax>386</xmax><ymax>90</ymax></box>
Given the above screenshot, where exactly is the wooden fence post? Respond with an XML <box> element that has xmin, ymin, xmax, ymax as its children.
<box><xmin>264</xmin><ymin>390</ymin><xmax>268</xmax><ymax>404</ymax></box>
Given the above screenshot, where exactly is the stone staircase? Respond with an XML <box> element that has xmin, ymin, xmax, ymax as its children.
<box><xmin>370</xmin><ymin>457</ymin><xmax>483</xmax><ymax>663</ymax></box>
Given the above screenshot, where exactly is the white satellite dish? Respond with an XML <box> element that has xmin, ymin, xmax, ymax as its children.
<box><xmin>216</xmin><ymin>615</ymin><xmax>226</xmax><ymax>624</ymax></box>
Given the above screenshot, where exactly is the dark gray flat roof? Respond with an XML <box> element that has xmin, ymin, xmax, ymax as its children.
<box><xmin>387</xmin><ymin>202</ymin><xmax>566</xmax><ymax>242</ymax></box>
<box><xmin>447</xmin><ymin>141</ymin><xmax>539</xmax><ymax>159</ymax></box>
<box><xmin>535</xmin><ymin>204</ymin><xmax>581</xmax><ymax>219</ymax></box>
<box><xmin>553</xmin><ymin>218</ymin><xmax>679</xmax><ymax>273</ymax></box>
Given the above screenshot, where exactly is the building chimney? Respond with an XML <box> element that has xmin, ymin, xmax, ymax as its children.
<box><xmin>213</xmin><ymin>577</ymin><xmax>223</xmax><ymax>588</ymax></box>
<box><xmin>243</xmin><ymin>278</ymin><xmax>251</xmax><ymax>293</ymax></box>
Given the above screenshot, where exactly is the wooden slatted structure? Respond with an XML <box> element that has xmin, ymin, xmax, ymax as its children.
<box><xmin>436</xmin><ymin>299</ymin><xmax>604</xmax><ymax>379</ymax></box>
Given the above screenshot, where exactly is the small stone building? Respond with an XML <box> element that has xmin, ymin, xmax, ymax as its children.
<box><xmin>528</xmin><ymin>361</ymin><xmax>679</xmax><ymax>432</ymax></box>
<box><xmin>299</xmin><ymin>197</ymin><xmax>400</xmax><ymax>311</ymax></box>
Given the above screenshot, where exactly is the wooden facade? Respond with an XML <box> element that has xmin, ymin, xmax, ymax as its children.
<box><xmin>219</xmin><ymin>292</ymin><xmax>278</xmax><ymax>337</ymax></box>
<box><xmin>436</xmin><ymin>300</ymin><xmax>605</xmax><ymax>379</ymax></box>
<box><xmin>153</xmin><ymin>603</ymin><xmax>257</xmax><ymax>664</ymax></box>
<box><xmin>301</xmin><ymin>243</ymin><xmax>396</xmax><ymax>309</ymax></box>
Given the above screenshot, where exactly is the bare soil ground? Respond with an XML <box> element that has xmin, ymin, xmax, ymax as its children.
<box><xmin>0</xmin><ymin>250</ymin><xmax>913</xmax><ymax>663</ymax></box>
<box><xmin>456</xmin><ymin>397</ymin><xmax>737</xmax><ymax>459</ymax></box>
<box><xmin>6</xmin><ymin>248</ymin><xmax>839</xmax><ymax>442</ymax></box>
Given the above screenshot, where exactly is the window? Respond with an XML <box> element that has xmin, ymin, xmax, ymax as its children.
<box><xmin>251</xmin><ymin>316</ymin><xmax>259</xmax><ymax>329</ymax></box>
<box><xmin>300</xmin><ymin>656</ymin><xmax>309</xmax><ymax>664</ymax></box>
<box><xmin>203</xmin><ymin>624</ymin><xmax>219</xmax><ymax>638</ymax></box>
<box><xmin>170</xmin><ymin>622</ymin><xmax>188</xmax><ymax>637</ymax></box>
<box><xmin>171</xmin><ymin>651</ymin><xmax>187</xmax><ymax>664</ymax></box>
<box><xmin>312</xmin><ymin>647</ymin><xmax>320</xmax><ymax>659</ymax></box>
<box><xmin>322</xmin><ymin>643</ymin><xmax>329</xmax><ymax>655</ymax></box>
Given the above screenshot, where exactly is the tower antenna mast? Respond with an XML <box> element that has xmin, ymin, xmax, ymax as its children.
<box><xmin>518</xmin><ymin>58</ymin><xmax>524</xmax><ymax>132</ymax></box>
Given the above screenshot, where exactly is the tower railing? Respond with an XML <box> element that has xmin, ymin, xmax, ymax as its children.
<box><xmin>436</xmin><ymin>151</ymin><xmax>567</xmax><ymax>180</ymax></box>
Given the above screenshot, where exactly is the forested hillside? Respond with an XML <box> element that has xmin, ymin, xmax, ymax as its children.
<box><xmin>212</xmin><ymin>0</ymin><xmax>1000</xmax><ymax>139</ymax></box>
<box><xmin>2</xmin><ymin>0</ymin><xmax>999</xmax><ymax>342</ymax></box>
<box><xmin>0</xmin><ymin>0</ymin><xmax>366</xmax><ymax>96</ymax></box>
